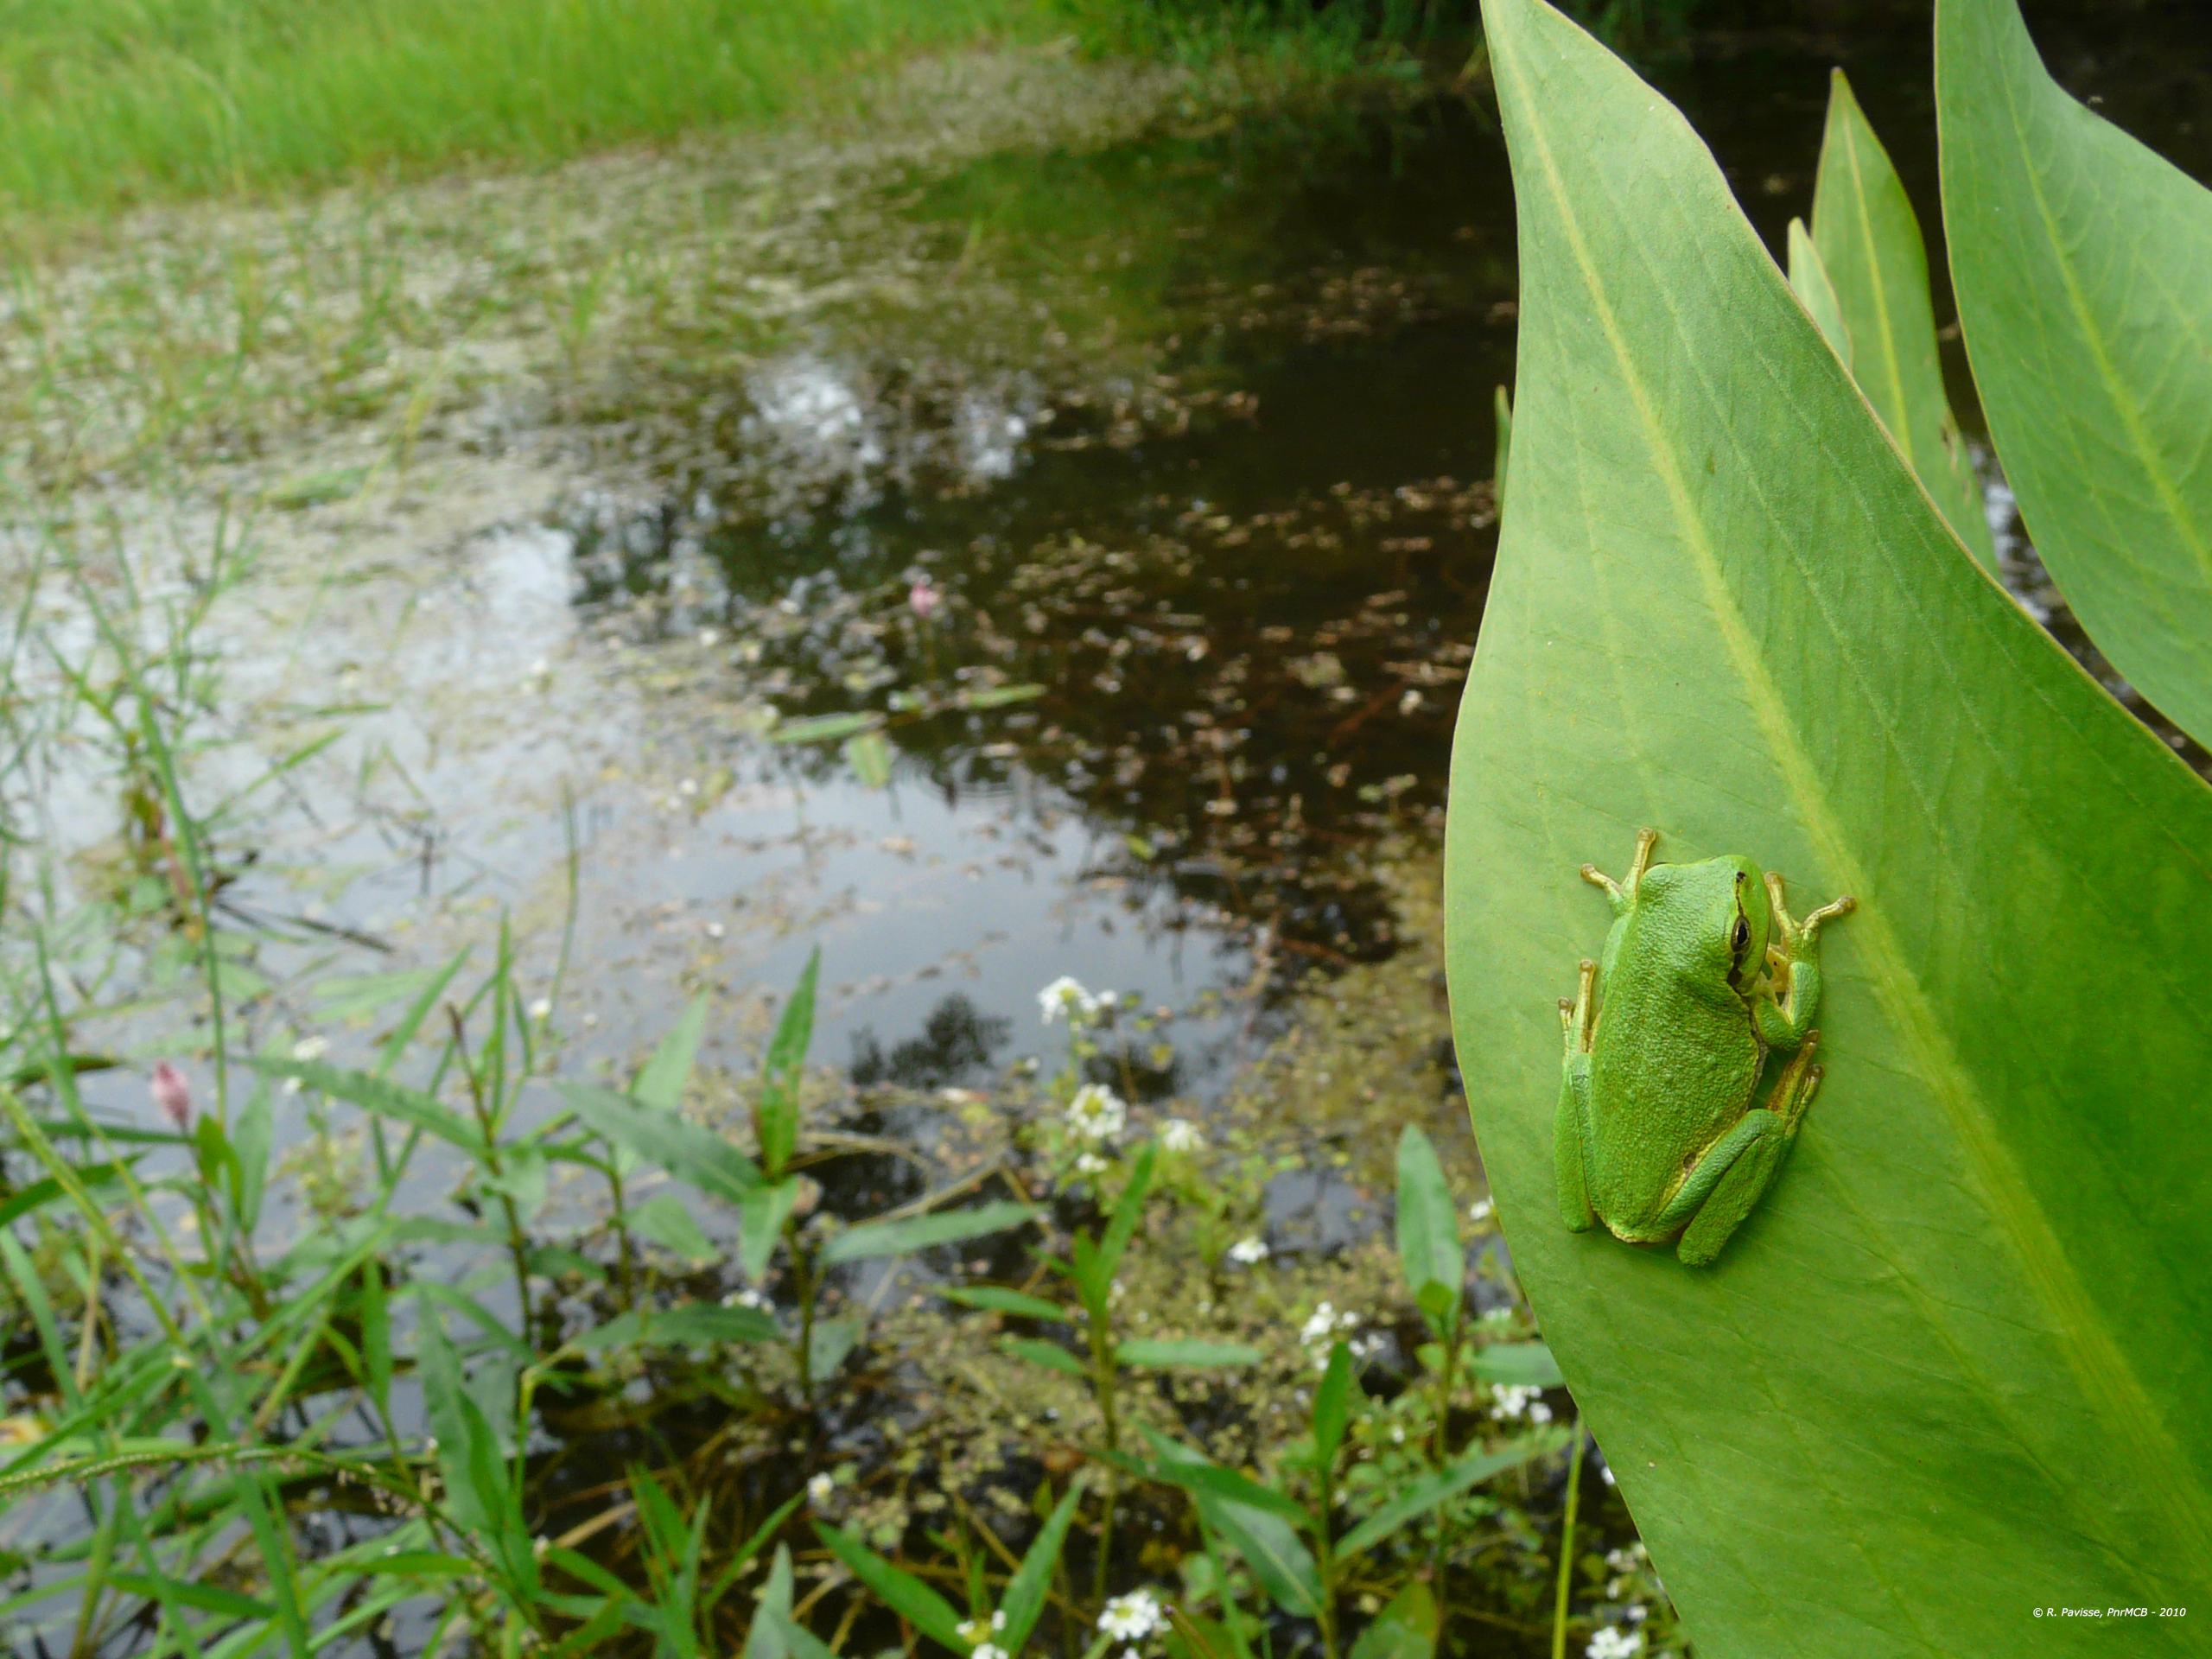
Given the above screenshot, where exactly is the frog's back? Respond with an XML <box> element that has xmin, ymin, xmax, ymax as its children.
<box><xmin>1584</xmin><ymin>874</ymin><xmax>1763</xmax><ymax>1240</ymax></box>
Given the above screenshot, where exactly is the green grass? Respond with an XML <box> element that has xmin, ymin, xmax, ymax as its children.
<box><xmin>0</xmin><ymin>0</ymin><xmax>1051</xmax><ymax>216</ymax></box>
<box><xmin>0</xmin><ymin>0</ymin><xmax>1497</xmax><ymax>223</ymax></box>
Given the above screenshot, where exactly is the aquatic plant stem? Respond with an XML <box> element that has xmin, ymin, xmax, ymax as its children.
<box><xmin>1314</xmin><ymin>1441</ymin><xmax>1341</xmax><ymax>1659</ymax></box>
<box><xmin>1090</xmin><ymin>1316</ymin><xmax>1122</xmax><ymax>1604</ymax></box>
<box><xmin>1551</xmin><ymin>1424</ymin><xmax>1587</xmax><ymax>1659</ymax></box>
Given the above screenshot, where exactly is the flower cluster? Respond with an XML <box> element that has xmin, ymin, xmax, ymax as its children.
<box><xmin>957</xmin><ymin>1610</ymin><xmax>1007</xmax><ymax>1659</ymax></box>
<box><xmin>1038</xmin><ymin>976</ymin><xmax>1108</xmax><ymax>1024</ymax></box>
<box><xmin>1299</xmin><ymin>1301</ymin><xmax>1381</xmax><ymax>1369</ymax></box>
<box><xmin>149</xmin><ymin>1064</ymin><xmax>193</xmax><ymax>1132</ymax></box>
<box><xmin>1097</xmin><ymin>1589</ymin><xmax>1164</xmax><ymax>1643</ymax></box>
<box><xmin>1586</xmin><ymin>1627</ymin><xmax>1644</xmax><ymax>1659</ymax></box>
<box><xmin>1159</xmin><ymin>1117</ymin><xmax>1203</xmax><ymax>1153</ymax></box>
<box><xmin>1065</xmin><ymin>1084</ymin><xmax>1128</xmax><ymax>1143</ymax></box>
<box><xmin>1226</xmin><ymin>1236</ymin><xmax>1269</xmax><ymax>1265</ymax></box>
<box><xmin>1488</xmin><ymin>1383</ymin><xmax>1555</xmax><ymax>1425</ymax></box>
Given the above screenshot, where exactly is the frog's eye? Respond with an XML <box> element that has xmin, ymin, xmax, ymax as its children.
<box><xmin>1732</xmin><ymin>916</ymin><xmax>1751</xmax><ymax>953</ymax></box>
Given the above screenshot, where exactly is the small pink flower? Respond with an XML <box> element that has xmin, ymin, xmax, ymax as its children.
<box><xmin>908</xmin><ymin>579</ymin><xmax>942</xmax><ymax>620</ymax></box>
<box><xmin>149</xmin><ymin>1063</ymin><xmax>192</xmax><ymax>1132</ymax></box>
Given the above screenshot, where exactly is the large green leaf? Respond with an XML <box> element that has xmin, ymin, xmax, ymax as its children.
<box><xmin>1803</xmin><ymin>69</ymin><xmax>1996</xmax><ymax>570</ymax></box>
<box><xmin>1938</xmin><ymin>0</ymin><xmax>2212</xmax><ymax>743</ymax></box>
<box><xmin>1452</xmin><ymin>0</ymin><xmax>2212</xmax><ymax>1653</ymax></box>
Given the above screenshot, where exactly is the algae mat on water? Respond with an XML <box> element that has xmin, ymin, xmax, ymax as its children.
<box><xmin>1446</xmin><ymin>0</ymin><xmax>2212</xmax><ymax>1651</ymax></box>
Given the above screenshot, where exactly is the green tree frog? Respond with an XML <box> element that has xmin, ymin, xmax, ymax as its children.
<box><xmin>1555</xmin><ymin>828</ymin><xmax>1854</xmax><ymax>1266</ymax></box>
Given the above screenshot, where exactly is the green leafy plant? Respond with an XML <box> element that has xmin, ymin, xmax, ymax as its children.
<box><xmin>562</xmin><ymin>950</ymin><xmax>1039</xmax><ymax>1405</ymax></box>
<box><xmin>1447</xmin><ymin>0</ymin><xmax>2212</xmax><ymax>1653</ymax></box>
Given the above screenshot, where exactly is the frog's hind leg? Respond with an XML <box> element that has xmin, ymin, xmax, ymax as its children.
<box><xmin>1673</xmin><ymin>1034</ymin><xmax>1825</xmax><ymax>1267</ymax></box>
<box><xmin>1580</xmin><ymin>828</ymin><xmax>1660</xmax><ymax>915</ymax></box>
<box><xmin>1554</xmin><ymin>960</ymin><xmax>1599</xmax><ymax>1233</ymax></box>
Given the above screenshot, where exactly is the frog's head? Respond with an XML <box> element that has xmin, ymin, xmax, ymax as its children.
<box><xmin>1710</xmin><ymin>855</ymin><xmax>1772</xmax><ymax>989</ymax></box>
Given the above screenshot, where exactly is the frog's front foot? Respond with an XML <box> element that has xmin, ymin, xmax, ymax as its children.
<box><xmin>1764</xmin><ymin>870</ymin><xmax>1855</xmax><ymax>956</ymax></box>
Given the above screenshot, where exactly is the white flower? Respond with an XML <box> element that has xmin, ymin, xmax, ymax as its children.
<box><xmin>1468</xmin><ymin>1198</ymin><xmax>1494</xmax><ymax>1223</ymax></box>
<box><xmin>806</xmin><ymin>1473</ymin><xmax>833</xmax><ymax>1504</ymax></box>
<box><xmin>290</xmin><ymin>1035</ymin><xmax>328</xmax><ymax>1062</ymax></box>
<box><xmin>1075</xmin><ymin>1153</ymin><xmax>1109</xmax><ymax>1176</ymax></box>
<box><xmin>528</xmin><ymin>997</ymin><xmax>553</xmax><ymax>1021</ymax></box>
<box><xmin>1038</xmin><ymin>976</ymin><xmax>1101</xmax><ymax>1023</ymax></box>
<box><xmin>723</xmin><ymin>1287</ymin><xmax>770</xmax><ymax>1311</ymax></box>
<box><xmin>970</xmin><ymin>1645</ymin><xmax>1006</xmax><ymax>1659</ymax></box>
<box><xmin>1097</xmin><ymin>1589</ymin><xmax>1164</xmax><ymax>1643</ymax></box>
<box><xmin>1227</xmin><ymin>1236</ymin><xmax>1269</xmax><ymax>1265</ymax></box>
<box><xmin>1604</xmin><ymin>1546</ymin><xmax>1644</xmax><ymax>1573</ymax></box>
<box><xmin>1586</xmin><ymin>1628</ymin><xmax>1644</xmax><ymax>1659</ymax></box>
<box><xmin>993</xmin><ymin>1613</ymin><xmax>1006</xmax><ymax>1632</ymax></box>
<box><xmin>1300</xmin><ymin>1302</ymin><xmax>1362</xmax><ymax>1348</ymax></box>
<box><xmin>1065</xmin><ymin>1084</ymin><xmax>1127</xmax><ymax>1142</ymax></box>
<box><xmin>1160</xmin><ymin>1118</ymin><xmax>1203</xmax><ymax>1153</ymax></box>
<box><xmin>1489</xmin><ymin>1383</ymin><xmax>1552</xmax><ymax>1422</ymax></box>
<box><xmin>1626</xmin><ymin>1605</ymin><xmax>1648</xmax><ymax>1624</ymax></box>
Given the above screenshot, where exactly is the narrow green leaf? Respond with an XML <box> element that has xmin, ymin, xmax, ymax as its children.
<box><xmin>770</xmin><ymin>711</ymin><xmax>880</xmax><ymax>745</ymax></box>
<box><xmin>808</xmin><ymin>1315</ymin><xmax>864</xmax><ymax>1381</ymax></box>
<box><xmin>999</xmin><ymin>1479</ymin><xmax>1084</xmax><ymax>1652</ymax></box>
<box><xmin>1001</xmin><ymin>1338</ymin><xmax>1088</xmax><ymax>1377</ymax></box>
<box><xmin>556</xmin><ymin>1081</ymin><xmax>763</xmax><ymax>1205</ymax></box>
<box><xmin>703</xmin><ymin>1493</ymin><xmax>806</xmax><ymax>1618</ymax></box>
<box><xmin>256</xmin><ymin>1058</ymin><xmax>482</xmax><ymax>1154</ymax></box>
<box><xmin>819</xmin><ymin>1200</ymin><xmax>1039</xmax><ymax>1265</ymax></box>
<box><xmin>1115</xmin><ymin>1339</ymin><xmax>1262</xmax><ymax>1370</ymax></box>
<box><xmin>812</xmin><ymin>1522</ymin><xmax>967</xmax><ymax>1650</ymax></box>
<box><xmin>376</xmin><ymin>945</ymin><xmax>472</xmax><ymax>1076</ymax></box>
<box><xmin>1312</xmin><ymin>1342</ymin><xmax>1353</xmax><ymax>1468</ymax></box>
<box><xmin>631</xmin><ymin>1192</ymin><xmax>716</xmax><ymax>1263</ymax></box>
<box><xmin>1783</xmin><ymin>219</ymin><xmax>1849</xmax><ymax>369</ymax></box>
<box><xmin>743</xmin><ymin>1547</ymin><xmax>798</xmax><ymax>1659</ymax></box>
<box><xmin>0</xmin><ymin>1161</ymin><xmax>132</xmax><ymax>1231</ymax></box>
<box><xmin>360</xmin><ymin>1262</ymin><xmax>392</xmax><ymax>1419</ymax></box>
<box><xmin>1107</xmin><ymin>1447</ymin><xmax>1307</xmax><ymax>1526</ymax></box>
<box><xmin>757</xmin><ymin>948</ymin><xmax>818</xmax><ymax>1177</ymax></box>
<box><xmin>1096</xmin><ymin>1141</ymin><xmax>1157</xmax><ymax>1285</ymax></box>
<box><xmin>652</xmin><ymin>1303</ymin><xmax>779</xmax><ymax>1347</ymax></box>
<box><xmin>740</xmin><ymin>1179</ymin><xmax>799</xmax><ymax>1281</ymax></box>
<box><xmin>572</xmin><ymin>1303</ymin><xmax>779</xmax><ymax>1353</ymax></box>
<box><xmin>1458</xmin><ymin>0</ymin><xmax>2212</xmax><ymax>1649</ymax></box>
<box><xmin>367</xmin><ymin>1551</ymin><xmax>475</xmax><ymax>1580</ymax></box>
<box><xmin>1335</xmin><ymin>1437</ymin><xmax>1548</xmax><ymax>1561</ymax></box>
<box><xmin>105</xmin><ymin>1570</ymin><xmax>273</xmax><ymax>1622</ymax></box>
<box><xmin>632</xmin><ymin>995</ymin><xmax>708</xmax><ymax>1112</ymax></box>
<box><xmin>1198</xmin><ymin>1494</ymin><xmax>1322</xmax><ymax>1621</ymax></box>
<box><xmin>940</xmin><ymin>1286</ymin><xmax>1070</xmax><ymax>1323</ymax></box>
<box><xmin>844</xmin><ymin>730</ymin><xmax>893</xmax><ymax>789</ymax></box>
<box><xmin>1467</xmin><ymin>1341</ymin><xmax>1564</xmax><ymax>1391</ymax></box>
<box><xmin>959</xmin><ymin>683</ymin><xmax>1047</xmax><ymax>710</ymax></box>
<box><xmin>1145</xmin><ymin>1431</ymin><xmax>1324</xmax><ymax>1619</ymax></box>
<box><xmin>1808</xmin><ymin>68</ymin><xmax>1995</xmax><ymax>567</ymax></box>
<box><xmin>1392</xmin><ymin>1124</ymin><xmax>1462</xmax><ymax>1306</ymax></box>
<box><xmin>232</xmin><ymin>1081</ymin><xmax>272</xmax><ymax>1234</ymax></box>
<box><xmin>1346</xmin><ymin>1580</ymin><xmax>1438</xmax><ymax>1659</ymax></box>
<box><xmin>1940</xmin><ymin>0</ymin><xmax>2212</xmax><ymax>743</ymax></box>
